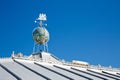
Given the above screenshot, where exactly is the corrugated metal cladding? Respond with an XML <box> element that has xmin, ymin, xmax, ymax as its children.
<box><xmin>0</xmin><ymin>58</ymin><xmax>120</xmax><ymax>80</ymax></box>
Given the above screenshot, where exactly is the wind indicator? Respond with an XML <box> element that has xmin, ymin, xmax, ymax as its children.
<box><xmin>32</xmin><ymin>13</ymin><xmax>49</xmax><ymax>53</ymax></box>
<box><xmin>34</xmin><ymin>13</ymin><xmax>47</xmax><ymax>27</ymax></box>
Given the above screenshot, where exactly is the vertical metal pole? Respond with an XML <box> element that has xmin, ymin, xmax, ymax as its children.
<box><xmin>33</xmin><ymin>42</ymin><xmax>36</xmax><ymax>53</ymax></box>
<box><xmin>44</xmin><ymin>43</ymin><xmax>45</xmax><ymax>51</ymax></box>
<box><xmin>45</xmin><ymin>43</ymin><xmax>48</xmax><ymax>52</ymax></box>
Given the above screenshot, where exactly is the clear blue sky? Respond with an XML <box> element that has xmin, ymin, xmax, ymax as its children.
<box><xmin>0</xmin><ymin>0</ymin><xmax>120</xmax><ymax>67</ymax></box>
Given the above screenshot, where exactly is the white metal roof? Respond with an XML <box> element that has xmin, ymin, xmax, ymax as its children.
<box><xmin>0</xmin><ymin>52</ymin><xmax>120</xmax><ymax>80</ymax></box>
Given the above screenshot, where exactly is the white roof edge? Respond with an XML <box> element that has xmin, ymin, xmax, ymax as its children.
<box><xmin>72</xmin><ymin>60</ymin><xmax>89</xmax><ymax>65</ymax></box>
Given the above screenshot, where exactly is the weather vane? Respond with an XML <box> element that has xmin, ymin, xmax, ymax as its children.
<box><xmin>35</xmin><ymin>13</ymin><xmax>47</xmax><ymax>27</ymax></box>
<box><xmin>32</xmin><ymin>13</ymin><xmax>49</xmax><ymax>52</ymax></box>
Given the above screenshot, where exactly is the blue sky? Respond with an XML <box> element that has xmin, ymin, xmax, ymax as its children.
<box><xmin>0</xmin><ymin>0</ymin><xmax>120</xmax><ymax>67</ymax></box>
